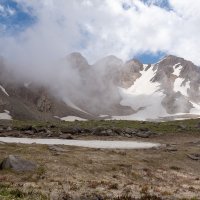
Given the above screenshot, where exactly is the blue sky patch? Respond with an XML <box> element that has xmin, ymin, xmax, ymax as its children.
<box><xmin>140</xmin><ymin>0</ymin><xmax>172</xmax><ymax>11</ymax></box>
<box><xmin>134</xmin><ymin>51</ymin><xmax>166</xmax><ymax>64</ymax></box>
<box><xmin>0</xmin><ymin>0</ymin><xmax>36</xmax><ymax>35</ymax></box>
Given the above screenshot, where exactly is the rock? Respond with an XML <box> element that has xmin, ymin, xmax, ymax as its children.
<box><xmin>59</xmin><ymin>134</ymin><xmax>74</xmax><ymax>139</ymax></box>
<box><xmin>7</xmin><ymin>126</ymin><xmax>12</xmax><ymax>131</ymax></box>
<box><xmin>177</xmin><ymin>124</ymin><xmax>187</xmax><ymax>130</ymax></box>
<box><xmin>0</xmin><ymin>155</ymin><xmax>37</xmax><ymax>172</ymax></box>
<box><xmin>135</xmin><ymin>131</ymin><xmax>152</xmax><ymax>138</ymax></box>
<box><xmin>82</xmin><ymin>128</ymin><xmax>92</xmax><ymax>134</ymax></box>
<box><xmin>36</xmin><ymin>127</ymin><xmax>47</xmax><ymax>133</ymax></box>
<box><xmin>112</xmin><ymin>128</ymin><xmax>123</xmax><ymax>135</ymax></box>
<box><xmin>124</xmin><ymin>128</ymin><xmax>136</xmax><ymax>135</ymax></box>
<box><xmin>48</xmin><ymin>145</ymin><xmax>68</xmax><ymax>152</ymax></box>
<box><xmin>46</xmin><ymin>129</ymin><xmax>53</xmax><ymax>137</ymax></box>
<box><xmin>106</xmin><ymin>129</ymin><xmax>114</xmax><ymax>135</ymax></box>
<box><xmin>73</xmin><ymin>127</ymin><xmax>82</xmax><ymax>133</ymax></box>
<box><xmin>138</xmin><ymin>127</ymin><xmax>149</xmax><ymax>132</ymax></box>
<box><xmin>187</xmin><ymin>153</ymin><xmax>200</xmax><ymax>160</ymax></box>
<box><xmin>60</xmin><ymin>127</ymin><xmax>78</xmax><ymax>134</ymax></box>
<box><xmin>92</xmin><ymin>127</ymin><xmax>104</xmax><ymax>135</ymax></box>
<box><xmin>125</xmin><ymin>134</ymin><xmax>131</xmax><ymax>138</ymax></box>
<box><xmin>20</xmin><ymin>125</ymin><xmax>33</xmax><ymax>131</ymax></box>
<box><xmin>48</xmin><ymin>124</ymin><xmax>57</xmax><ymax>129</ymax></box>
<box><xmin>165</xmin><ymin>146</ymin><xmax>178</xmax><ymax>152</ymax></box>
<box><xmin>187</xmin><ymin>141</ymin><xmax>200</xmax><ymax>146</ymax></box>
<box><xmin>119</xmin><ymin>132</ymin><xmax>125</xmax><ymax>137</ymax></box>
<box><xmin>46</xmin><ymin>129</ymin><xmax>52</xmax><ymax>134</ymax></box>
<box><xmin>24</xmin><ymin>130</ymin><xmax>34</xmax><ymax>135</ymax></box>
<box><xmin>101</xmin><ymin>129</ymin><xmax>115</xmax><ymax>136</ymax></box>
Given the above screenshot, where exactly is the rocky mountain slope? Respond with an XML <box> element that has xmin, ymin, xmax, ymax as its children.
<box><xmin>0</xmin><ymin>53</ymin><xmax>200</xmax><ymax>121</ymax></box>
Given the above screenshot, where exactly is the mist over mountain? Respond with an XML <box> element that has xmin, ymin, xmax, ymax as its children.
<box><xmin>0</xmin><ymin>53</ymin><xmax>200</xmax><ymax>121</ymax></box>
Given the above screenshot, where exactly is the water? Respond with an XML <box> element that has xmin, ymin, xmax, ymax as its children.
<box><xmin>0</xmin><ymin>137</ymin><xmax>160</xmax><ymax>149</ymax></box>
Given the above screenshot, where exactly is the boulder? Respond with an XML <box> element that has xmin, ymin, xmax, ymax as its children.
<box><xmin>59</xmin><ymin>134</ymin><xmax>74</xmax><ymax>139</ymax></box>
<box><xmin>48</xmin><ymin>145</ymin><xmax>68</xmax><ymax>152</ymax></box>
<box><xmin>20</xmin><ymin>125</ymin><xmax>33</xmax><ymax>131</ymax></box>
<box><xmin>138</xmin><ymin>127</ymin><xmax>149</xmax><ymax>132</ymax></box>
<box><xmin>24</xmin><ymin>130</ymin><xmax>35</xmax><ymax>135</ymax></box>
<box><xmin>0</xmin><ymin>155</ymin><xmax>37</xmax><ymax>172</ymax></box>
<box><xmin>100</xmin><ymin>129</ymin><xmax>115</xmax><ymax>136</ymax></box>
<box><xmin>187</xmin><ymin>153</ymin><xmax>200</xmax><ymax>161</ymax></box>
<box><xmin>112</xmin><ymin>128</ymin><xmax>123</xmax><ymax>135</ymax></box>
<box><xmin>6</xmin><ymin>126</ymin><xmax>12</xmax><ymax>131</ymax></box>
<box><xmin>91</xmin><ymin>127</ymin><xmax>104</xmax><ymax>135</ymax></box>
<box><xmin>135</xmin><ymin>131</ymin><xmax>151</xmax><ymax>138</ymax></box>
<box><xmin>165</xmin><ymin>145</ymin><xmax>178</xmax><ymax>152</ymax></box>
<box><xmin>124</xmin><ymin>128</ymin><xmax>136</xmax><ymax>135</ymax></box>
<box><xmin>60</xmin><ymin>127</ymin><xmax>80</xmax><ymax>134</ymax></box>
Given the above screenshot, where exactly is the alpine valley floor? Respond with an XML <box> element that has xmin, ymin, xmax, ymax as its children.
<box><xmin>0</xmin><ymin>119</ymin><xmax>200</xmax><ymax>200</ymax></box>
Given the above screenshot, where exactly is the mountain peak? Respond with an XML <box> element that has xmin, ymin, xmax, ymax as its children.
<box><xmin>94</xmin><ymin>55</ymin><xmax>123</xmax><ymax>66</ymax></box>
<box><xmin>66</xmin><ymin>52</ymin><xmax>89</xmax><ymax>70</ymax></box>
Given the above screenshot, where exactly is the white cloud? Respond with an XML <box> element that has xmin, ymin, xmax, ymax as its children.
<box><xmin>0</xmin><ymin>3</ymin><xmax>15</xmax><ymax>17</ymax></box>
<box><xmin>1</xmin><ymin>0</ymin><xmax>200</xmax><ymax>67</ymax></box>
<box><xmin>7</xmin><ymin>7</ymin><xmax>16</xmax><ymax>16</ymax></box>
<box><xmin>0</xmin><ymin>4</ymin><xmax>5</xmax><ymax>13</ymax></box>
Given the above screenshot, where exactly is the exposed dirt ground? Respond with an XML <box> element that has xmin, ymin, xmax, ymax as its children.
<box><xmin>0</xmin><ymin>133</ymin><xmax>200</xmax><ymax>199</ymax></box>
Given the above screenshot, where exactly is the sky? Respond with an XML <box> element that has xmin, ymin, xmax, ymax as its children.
<box><xmin>0</xmin><ymin>0</ymin><xmax>200</xmax><ymax>65</ymax></box>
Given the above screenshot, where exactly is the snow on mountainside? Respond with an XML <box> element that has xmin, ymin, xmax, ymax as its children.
<box><xmin>113</xmin><ymin>64</ymin><xmax>168</xmax><ymax>120</ymax></box>
<box><xmin>0</xmin><ymin>54</ymin><xmax>200</xmax><ymax>121</ymax></box>
<box><xmin>115</xmin><ymin>55</ymin><xmax>200</xmax><ymax>120</ymax></box>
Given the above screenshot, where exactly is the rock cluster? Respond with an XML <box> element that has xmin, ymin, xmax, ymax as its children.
<box><xmin>0</xmin><ymin>124</ymin><xmax>157</xmax><ymax>139</ymax></box>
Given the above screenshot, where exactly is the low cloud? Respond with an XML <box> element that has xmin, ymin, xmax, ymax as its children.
<box><xmin>0</xmin><ymin>0</ymin><xmax>200</xmax><ymax>81</ymax></box>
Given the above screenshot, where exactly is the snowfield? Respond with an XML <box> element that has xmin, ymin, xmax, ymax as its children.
<box><xmin>110</xmin><ymin>63</ymin><xmax>200</xmax><ymax>121</ymax></box>
<box><xmin>0</xmin><ymin>137</ymin><xmax>160</xmax><ymax>149</ymax></box>
<box><xmin>112</xmin><ymin>65</ymin><xmax>168</xmax><ymax>120</ymax></box>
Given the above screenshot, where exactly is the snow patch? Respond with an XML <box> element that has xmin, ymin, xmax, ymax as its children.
<box><xmin>190</xmin><ymin>102</ymin><xmax>200</xmax><ymax>115</ymax></box>
<box><xmin>112</xmin><ymin>65</ymin><xmax>167</xmax><ymax>121</ymax></box>
<box><xmin>63</xmin><ymin>98</ymin><xmax>89</xmax><ymax>114</ymax></box>
<box><xmin>174</xmin><ymin>78</ymin><xmax>189</xmax><ymax>97</ymax></box>
<box><xmin>61</xmin><ymin>116</ymin><xmax>87</xmax><ymax>121</ymax></box>
<box><xmin>172</xmin><ymin>63</ymin><xmax>181</xmax><ymax>76</ymax></box>
<box><xmin>0</xmin><ymin>110</ymin><xmax>12</xmax><ymax>120</ymax></box>
<box><xmin>0</xmin><ymin>137</ymin><xmax>160</xmax><ymax>149</ymax></box>
<box><xmin>0</xmin><ymin>85</ymin><xmax>9</xmax><ymax>96</ymax></box>
<box><xmin>127</xmin><ymin>64</ymin><xmax>159</xmax><ymax>95</ymax></box>
<box><xmin>99</xmin><ymin>115</ymin><xmax>109</xmax><ymax>117</ymax></box>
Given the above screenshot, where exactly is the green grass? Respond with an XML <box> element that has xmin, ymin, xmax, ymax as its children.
<box><xmin>0</xmin><ymin>184</ymin><xmax>47</xmax><ymax>200</ymax></box>
<box><xmin>10</xmin><ymin>118</ymin><xmax>200</xmax><ymax>134</ymax></box>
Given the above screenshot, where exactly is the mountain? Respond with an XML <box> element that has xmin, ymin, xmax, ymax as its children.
<box><xmin>116</xmin><ymin>55</ymin><xmax>200</xmax><ymax>121</ymax></box>
<box><xmin>0</xmin><ymin>53</ymin><xmax>200</xmax><ymax>121</ymax></box>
